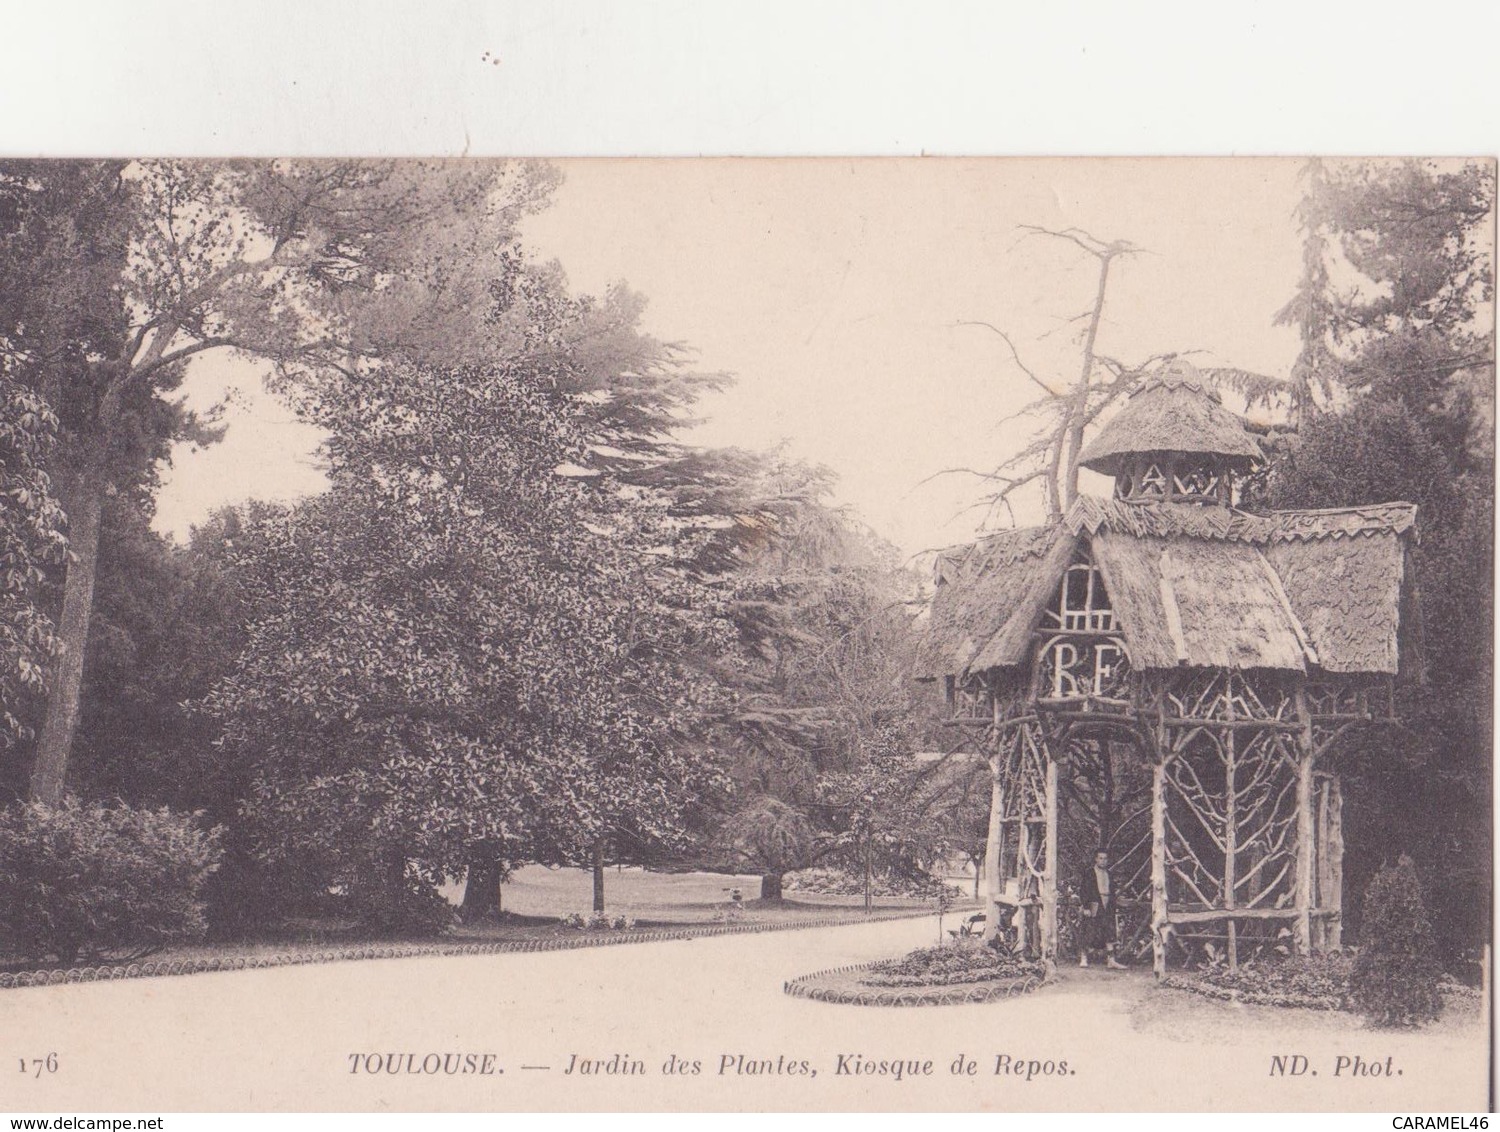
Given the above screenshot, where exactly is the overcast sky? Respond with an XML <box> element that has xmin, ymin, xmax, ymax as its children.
<box><xmin>154</xmin><ymin>158</ymin><xmax>1311</xmax><ymax>560</ymax></box>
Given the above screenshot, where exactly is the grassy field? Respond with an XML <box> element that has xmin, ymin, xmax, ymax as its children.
<box><xmin>2</xmin><ymin>865</ymin><xmax>962</xmax><ymax>976</ymax></box>
<box><xmin>478</xmin><ymin>864</ymin><xmax>948</xmax><ymax>923</ymax></box>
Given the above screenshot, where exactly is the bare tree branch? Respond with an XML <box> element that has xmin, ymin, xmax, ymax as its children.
<box><xmin>915</xmin><ymin>465</ymin><xmax>1017</xmax><ymax>488</ymax></box>
<box><xmin>953</xmin><ymin>320</ymin><xmax>1064</xmax><ymax>397</ymax></box>
<box><xmin>967</xmin><ymin>225</ymin><xmax>1149</xmax><ymax>515</ymax></box>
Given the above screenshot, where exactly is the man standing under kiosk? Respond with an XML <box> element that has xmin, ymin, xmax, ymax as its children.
<box><xmin>1079</xmin><ymin>847</ymin><xmax>1126</xmax><ymax>968</ymax></box>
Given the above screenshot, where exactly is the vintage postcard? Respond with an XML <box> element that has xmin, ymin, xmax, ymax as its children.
<box><xmin>0</xmin><ymin>155</ymin><xmax>1492</xmax><ymax>1117</ymax></box>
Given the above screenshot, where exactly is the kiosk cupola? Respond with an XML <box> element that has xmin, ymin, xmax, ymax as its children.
<box><xmin>1077</xmin><ymin>359</ymin><xmax>1263</xmax><ymax>506</ymax></box>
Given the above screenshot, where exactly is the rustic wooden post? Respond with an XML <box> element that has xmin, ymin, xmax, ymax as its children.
<box><xmin>1151</xmin><ymin>755</ymin><xmax>1168</xmax><ymax>978</ymax></box>
<box><xmin>1293</xmin><ymin>690</ymin><xmax>1316</xmax><ymax>956</ymax></box>
<box><xmin>1314</xmin><ymin>774</ymin><xmax>1331</xmax><ymax>952</ymax></box>
<box><xmin>1040</xmin><ymin>752</ymin><xmax>1059</xmax><ymax>967</ymax></box>
<box><xmin>984</xmin><ymin>694</ymin><xmax>1007</xmax><ymax>942</ymax></box>
<box><xmin>1223</xmin><ymin>723</ymin><xmax>1238</xmax><ymax>971</ymax></box>
<box><xmin>1294</xmin><ymin>752</ymin><xmax>1316</xmax><ymax>956</ymax></box>
<box><xmin>984</xmin><ymin>759</ymin><xmax>1004</xmax><ymax>941</ymax></box>
<box><xmin>1327</xmin><ymin>774</ymin><xmax>1344</xmax><ymax>949</ymax></box>
<box><xmin>1017</xmin><ymin>817</ymin><xmax>1038</xmax><ymax>957</ymax></box>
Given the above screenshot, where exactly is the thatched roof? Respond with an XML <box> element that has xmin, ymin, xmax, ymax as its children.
<box><xmin>1066</xmin><ymin>497</ymin><xmax>1417</xmax><ymax>546</ymax></box>
<box><xmin>1268</xmin><ymin>503</ymin><xmax>1418</xmax><ymax>542</ymax></box>
<box><xmin>1091</xmin><ymin>534</ymin><xmax>1311</xmax><ymax>671</ymax></box>
<box><xmin>917</xmin><ymin>496</ymin><xmax>1416</xmax><ymax>681</ymax></box>
<box><xmin>968</xmin><ymin>531</ymin><xmax>1081</xmax><ymax>671</ymax></box>
<box><xmin>917</xmin><ymin>525</ymin><xmax>1078</xmax><ymax>678</ymax></box>
<box><xmin>1262</xmin><ymin>531</ymin><xmax>1406</xmax><ymax>675</ymax></box>
<box><xmin>1066</xmin><ymin>496</ymin><xmax>1279</xmax><ymax>543</ymax></box>
<box><xmin>1077</xmin><ymin>363</ymin><xmax>1265</xmax><ymax>476</ymax></box>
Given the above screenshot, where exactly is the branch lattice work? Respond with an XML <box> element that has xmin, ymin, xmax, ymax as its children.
<box><xmin>984</xmin><ymin>676</ymin><xmax>1054</xmax><ymax>956</ymax></box>
<box><xmin>1306</xmin><ymin>675</ymin><xmax>1396</xmax><ymax>759</ymax></box>
<box><xmin>1149</xmin><ymin>669</ymin><xmax>1309</xmax><ymax>968</ymax></box>
<box><xmin>1157</xmin><ymin>667</ymin><xmax>1297</xmax><ymax>726</ymax></box>
<box><xmin>994</xmin><ymin>715</ymin><xmax>1048</xmax><ymax>827</ymax></box>
<box><xmin>963</xmin><ymin>661</ymin><xmax>1359</xmax><ymax>972</ymax></box>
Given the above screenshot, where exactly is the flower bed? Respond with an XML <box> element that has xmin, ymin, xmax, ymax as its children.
<box><xmin>784</xmin><ymin>941</ymin><xmax>1048</xmax><ymax>1007</ymax></box>
<box><xmin>860</xmin><ymin>942</ymin><xmax>1044</xmax><ymax>988</ymax></box>
<box><xmin>558</xmin><ymin>911</ymin><xmax>636</xmax><ymax>931</ymax></box>
<box><xmin>1161</xmin><ymin>953</ymin><xmax>1352</xmax><ymax>1011</ymax></box>
<box><xmin>1162</xmin><ymin>953</ymin><xmax>1481</xmax><ymax>1019</ymax></box>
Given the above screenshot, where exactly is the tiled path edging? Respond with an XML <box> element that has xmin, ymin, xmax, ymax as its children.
<box><xmin>0</xmin><ymin>908</ymin><xmax>939</xmax><ymax>990</ymax></box>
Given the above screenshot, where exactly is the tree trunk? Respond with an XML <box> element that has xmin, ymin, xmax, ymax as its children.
<box><xmin>1062</xmin><ymin>251</ymin><xmax>1113</xmax><ymax>508</ymax></box>
<box><xmin>863</xmin><ymin>837</ymin><xmax>873</xmax><ymax>914</ymax></box>
<box><xmin>760</xmin><ymin>872</ymin><xmax>783</xmax><ymax>901</ymax></box>
<box><xmin>461</xmin><ymin>857</ymin><xmax>504</xmax><ymax>922</ymax></box>
<box><xmin>591</xmin><ymin>838</ymin><xmax>606</xmax><ymax>912</ymax></box>
<box><xmin>30</xmin><ymin>469</ymin><xmax>105</xmax><ymax>805</ymax></box>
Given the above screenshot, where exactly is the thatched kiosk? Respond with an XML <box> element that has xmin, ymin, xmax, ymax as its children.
<box><xmin>919</xmin><ymin>362</ymin><xmax>1417</xmax><ymax>976</ymax></box>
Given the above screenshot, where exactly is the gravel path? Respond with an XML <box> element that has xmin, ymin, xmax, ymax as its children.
<box><xmin>1</xmin><ymin>914</ymin><xmax>1486</xmax><ymax>1112</ymax></box>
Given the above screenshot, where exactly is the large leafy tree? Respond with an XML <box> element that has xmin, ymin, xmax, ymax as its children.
<box><xmin>710</xmin><ymin>459</ymin><xmax>938</xmax><ymax>899</ymax></box>
<box><xmin>68</xmin><ymin>500</ymin><xmax>246</xmax><ymax>809</ymax></box>
<box><xmin>816</xmin><ymin>720</ymin><xmax>957</xmax><ymax>909</ymax></box>
<box><xmin>1260</xmin><ymin>159</ymin><xmax>1495</xmax><ymax>956</ymax></box>
<box><xmin>0</xmin><ymin>161</ymin><xmax>154</xmax><ymax>796</ymax></box>
<box><xmin>0</xmin><ymin>159</ymin><xmax>559</xmax><ymax>803</ymax></box>
<box><xmin>198</xmin><ymin>237</ymin><xmax>744</xmax><ymax>925</ymax></box>
<box><xmin>203</xmin><ymin>351</ymin><xmax>731</xmax><ymax>928</ymax></box>
<box><xmin>0</xmin><ymin>364</ymin><xmax>66</xmax><ymax>756</ymax></box>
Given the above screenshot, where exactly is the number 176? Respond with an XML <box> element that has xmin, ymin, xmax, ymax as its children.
<box><xmin>19</xmin><ymin>1054</ymin><xmax>58</xmax><ymax>1076</ymax></box>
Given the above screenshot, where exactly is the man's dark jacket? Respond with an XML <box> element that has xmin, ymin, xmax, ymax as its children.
<box><xmin>1079</xmin><ymin>863</ymin><xmax>1115</xmax><ymax>910</ymax></box>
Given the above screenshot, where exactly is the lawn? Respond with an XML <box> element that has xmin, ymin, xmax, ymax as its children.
<box><xmin>1</xmin><ymin>865</ymin><xmax>962</xmax><ymax>980</ymax></box>
<box><xmin>478</xmin><ymin>864</ymin><xmax>946</xmax><ymax>923</ymax></box>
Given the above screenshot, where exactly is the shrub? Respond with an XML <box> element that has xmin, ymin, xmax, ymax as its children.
<box><xmin>784</xmin><ymin>867</ymin><xmax>962</xmax><ymax>900</ymax></box>
<box><xmin>711</xmin><ymin>900</ymin><xmax>745</xmax><ymax>923</ymax></box>
<box><xmin>0</xmin><ymin>797</ymin><xmax>223</xmax><ymax>966</ymax></box>
<box><xmin>559</xmin><ymin>910</ymin><xmax>634</xmax><ymax>932</ymax></box>
<box><xmin>343</xmin><ymin>860</ymin><xmax>456</xmax><ymax>937</ymax></box>
<box><xmin>1351</xmin><ymin>855</ymin><xmax>1444</xmax><ymax>1027</ymax></box>
<box><xmin>201</xmin><ymin>825</ymin><xmax>335</xmax><ymax>939</ymax></box>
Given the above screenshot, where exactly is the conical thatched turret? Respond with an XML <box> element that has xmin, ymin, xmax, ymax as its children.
<box><xmin>1077</xmin><ymin>360</ymin><xmax>1263</xmax><ymax>495</ymax></box>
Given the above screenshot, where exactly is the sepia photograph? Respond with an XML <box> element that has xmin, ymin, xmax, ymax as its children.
<box><xmin>0</xmin><ymin>153</ymin><xmax>1492</xmax><ymax>1115</ymax></box>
